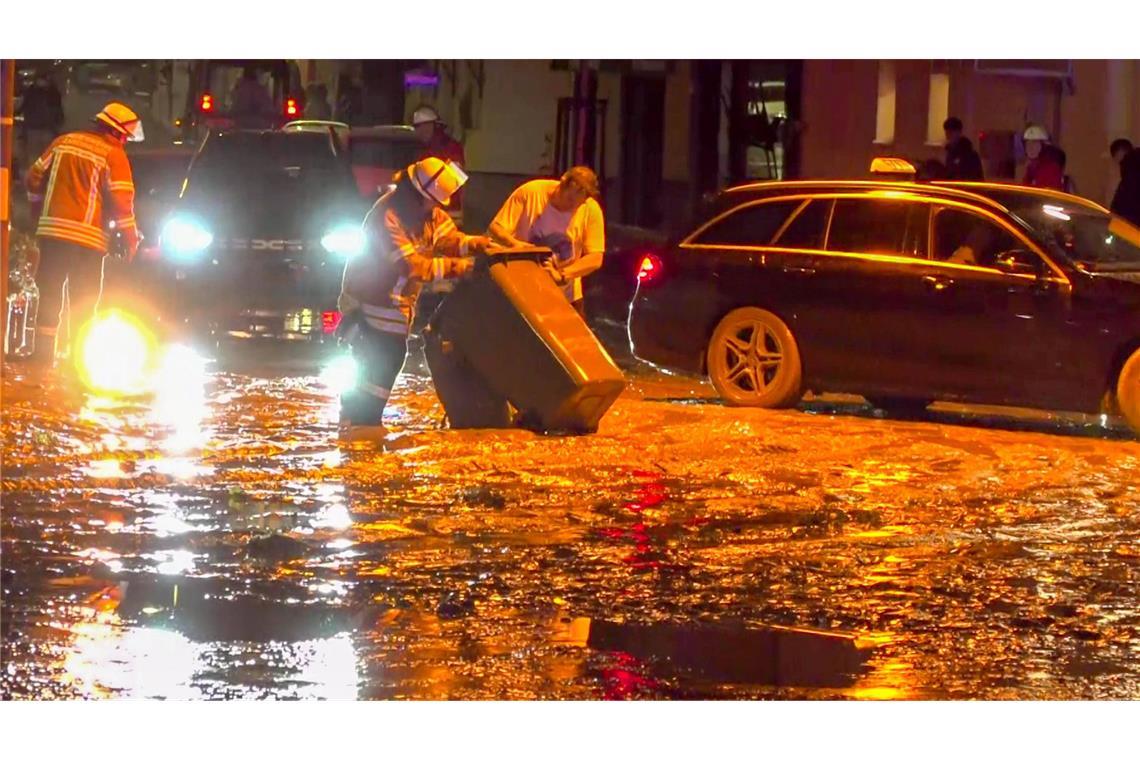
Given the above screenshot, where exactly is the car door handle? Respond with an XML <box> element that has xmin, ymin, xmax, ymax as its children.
<box><xmin>923</xmin><ymin>275</ymin><xmax>954</xmax><ymax>292</ymax></box>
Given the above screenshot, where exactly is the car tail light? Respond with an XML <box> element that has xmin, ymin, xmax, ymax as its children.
<box><xmin>637</xmin><ymin>254</ymin><xmax>662</xmax><ymax>284</ymax></box>
<box><xmin>322</xmin><ymin>310</ymin><xmax>342</xmax><ymax>335</ymax></box>
<box><xmin>286</xmin><ymin>97</ymin><xmax>299</xmax><ymax>117</ymax></box>
<box><xmin>200</xmin><ymin>93</ymin><xmax>213</xmax><ymax>112</ymax></box>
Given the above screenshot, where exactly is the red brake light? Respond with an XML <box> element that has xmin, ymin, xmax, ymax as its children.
<box><xmin>286</xmin><ymin>98</ymin><xmax>298</xmax><ymax>117</ymax></box>
<box><xmin>637</xmin><ymin>254</ymin><xmax>662</xmax><ymax>284</ymax></box>
<box><xmin>321</xmin><ymin>310</ymin><xmax>342</xmax><ymax>335</ymax></box>
<box><xmin>200</xmin><ymin>93</ymin><xmax>213</xmax><ymax>112</ymax></box>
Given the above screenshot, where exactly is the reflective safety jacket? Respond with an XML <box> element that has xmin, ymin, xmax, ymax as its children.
<box><xmin>24</xmin><ymin>130</ymin><xmax>139</xmax><ymax>256</ymax></box>
<box><xmin>339</xmin><ymin>189</ymin><xmax>474</xmax><ymax>336</ymax></box>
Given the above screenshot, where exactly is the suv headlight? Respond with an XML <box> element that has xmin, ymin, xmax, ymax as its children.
<box><xmin>161</xmin><ymin>216</ymin><xmax>213</xmax><ymax>260</ymax></box>
<box><xmin>321</xmin><ymin>225</ymin><xmax>365</xmax><ymax>259</ymax></box>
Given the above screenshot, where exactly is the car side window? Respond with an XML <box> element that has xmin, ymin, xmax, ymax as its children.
<box><xmin>932</xmin><ymin>208</ymin><xmax>1025</xmax><ymax>270</ymax></box>
<box><xmin>691</xmin><ymin>200</ymin><xmax>800</xmax><ymax>246</ymax></box>
<box><xmin>826</xmin><ymin>199</ymin><xmax>924</xmax><ymax>257</ymax></box>
<box><xmin>773</xmin><ymin>199</ymin><xmax>830</xmax><ymax>250</ymax></box>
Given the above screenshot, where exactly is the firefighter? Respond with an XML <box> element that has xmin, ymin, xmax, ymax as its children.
<box><xmin>1022</xmin><ymin>124</ymin><xmax>1065</xmax><ymax>191</ymax></box>
<box><xmin>411</xmin><ymin>105</ymin><xmax>466</xmax><ymax>222</ymax></box>
<box><xmin>23</xmin><ymin>102</ymin><xmax>143</xmax><ymax>366</ymax></box>
<box><xmin>337</xmin><ymin>157</ymin><xmax>492</xmax><ymax>440</ymax></box>
<box><xmin>488</xmin><ymin>166</ymin><xmax>605</xmax><ymax>319</ymax></box>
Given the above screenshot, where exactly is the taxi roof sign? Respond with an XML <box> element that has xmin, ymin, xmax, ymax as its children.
<box><xmin>870</xmin><ymin>157</ymin><xmax>917</xmax><ymax>176</ymax></box>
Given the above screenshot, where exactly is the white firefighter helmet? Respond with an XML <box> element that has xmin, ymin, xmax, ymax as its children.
<box><xmin>412</xmin><ymin>105</ymin><xmax>442</xmax><ymax>126</ymax></box>
<box><xmin>1023</xmin><ymin>124</ymin><xmax>1050</xmax><ymax>142</ymax></box>
<box><xmin>95</xmin><ymin>102</ymin><xmax>145</xmax><ymax>142</ymax></box>
<box><xmin>407</xmin><ymin>157</ymin><xmax>468</xmax><ymax>207</ymax></box>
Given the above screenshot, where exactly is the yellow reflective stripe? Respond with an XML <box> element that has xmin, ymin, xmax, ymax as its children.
<box><xmin>430</xmin><ymin>257</ymin><xmax>447</xmax><ymax>280</ymax></box>
<box><xmin>108</xmin><ymin>181</ymin><xmax>135</xmax><ymax>192</ymax></box>
<box><xmin>83</xmin><ymin>168</ymin><xmax>100</xmax><ymax>225</ymax></box>
<box><xmin>435</xmin><ymin>214</ymin><xmax>457</xmax><ymax>238</ymax></box>
<box><xmin>55</xmin><ymin>145</ymin><xmax>108</xmax><ymax>168</ymax></box>
<box><xmin>38</xmin><ymin>215</ymin><xmax>103</xmax><ymax>231</ymax></box>
<box><xmin>37</xmin><ymin>227</ymin><xmax>106</xmax><ymax>249</ymax></box>
<box><xmin>43</xmin><ymin>158</ymin><xmax>62</xmax><ymax>212</ymax></box>
<box><xmin>364</xmin><ymin>315</ymin><xmax>410</xmax><ymax>335</ymax></box>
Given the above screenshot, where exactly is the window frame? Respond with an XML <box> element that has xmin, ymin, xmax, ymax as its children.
<box><xmin>823</xmin><ymin>196</ymin><xmax>930</xmax><ymax>259</ymax></box>
<box><xmin>928</xmin><ymin>203</ymin><xmax>1061</xmax><ymax>279</ymax></box>
<box><xmin>685</xmin><ymin>197</ymin><xmax>804</xmax><ymax>248</ymax></box>
<box><xmin>679</xmin><ymin>190</ymin><xmax>1070</xmax><ymax>286</ymax></box>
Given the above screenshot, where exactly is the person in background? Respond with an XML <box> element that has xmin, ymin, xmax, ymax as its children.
<box><xmin>304</xmin><ymin>83</ymin><xmax>332</xmax><ymax>120</ymax></box>
<box><xmin>17</xmin><ymin>71</ymin><xmax>64</xmax><ymax>170</ymax></box>
<box><xmin>335</xmin><ymin>74</ymin><xmax>363</xmax><ymax>125</ymax></box>
<box><xmin>1110</xmin><ymin>139</ymin><xmax>1140</xmax><ymax>227</ymax></box>
<box><xmin>488</xmin><ymin>166</ymin><xmax>605</xmax><ymax>320</ymax></box>
<box><xmin>1022</xmin><ymin>124</ymin><xmax>1065</xmax><ymax>191</ymax></box>
<box><xmin>942</xmin><ymin>117</ymin><xmax>984</xmax><ymax>181</ymax></box>
<box><xmin>229</xmin><ymin>66</ymin><xmax>275</xmax><ymax>127</ymax></box>
<box><xmin>1111</xmin><ymin>138</ymin><xmax>1134</xmax><ymax>168</ymax></box>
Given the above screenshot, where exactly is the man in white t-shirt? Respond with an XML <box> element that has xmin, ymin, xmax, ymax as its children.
<box><xmin>488</xmin><ymin>166</ymin><xmax>605</xmax><ymax>318</ymax></box>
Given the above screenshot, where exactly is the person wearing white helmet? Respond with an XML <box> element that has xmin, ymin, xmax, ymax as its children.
<box><xmin>1022</xmin><ymin>124</ymin><xmax>1065</xmax><ymax>191</ymax></box>
<box><xmin>23</xmin><ymin>101</ymin><xmax>143</xmax><ymax>366</ymax></box>
<box><xmin>411</xmin><ymin>105</ymin><xmax>466</xmax><ymax>217</ymax></box>
<box><xmin>336</xmin><ymin>157</ymin><xmax>492</xmax><ymax>440</ymax></box>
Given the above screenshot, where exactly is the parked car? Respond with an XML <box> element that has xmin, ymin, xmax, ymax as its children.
<box><xmin>628</xmin><ymin>171</ymin><xmax>1140</xmax><ymax>434</ymax></box>
<box><xmin>156</xmin><ymin>129</ymin><xmax>368</xmax><ymax>348</ymax></box>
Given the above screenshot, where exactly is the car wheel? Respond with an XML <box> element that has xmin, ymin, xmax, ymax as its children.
<box><xmin>865</xmin><ymin>396</ymin><xmax>932</xmax><ymax>416</ymax></box>
<box><xmin>1116</xmin><ymin>348</ymin><xmax>1140</xmax><ymax>435</ymax></box>
<box><xmin>707</xmin><ymin>307</ymin><xmax>803</xmax><ymax>408</ymax></box>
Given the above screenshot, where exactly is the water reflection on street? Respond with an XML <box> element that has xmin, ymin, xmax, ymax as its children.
<box><xmin>3</xmin><ymin>343</ymin><xmax>1140</xmax><ymax>699</ymax></box>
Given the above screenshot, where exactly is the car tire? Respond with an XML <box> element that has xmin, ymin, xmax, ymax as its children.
<box><xmin>707</xmin><ymin>307</ymin><xmax>803</xmax><ymax>408</ymax></box>
<box><xmin>1116</xmin><ymin>348</ymin><xmax>1140</xmax><ymax>435</ymax></box>
<box><xmin>865</xmin><ymin>396</ymin><xmax>932</xmax><ymax>416</ymax></box>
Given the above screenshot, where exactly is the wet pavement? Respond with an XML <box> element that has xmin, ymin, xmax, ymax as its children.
<box><xmin>3</xmin><ymin>335</ymin><xmax>1140</xmax><ymax>700</ymax></box>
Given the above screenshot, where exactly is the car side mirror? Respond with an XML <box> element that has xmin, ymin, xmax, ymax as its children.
<box><xmin>993</xmin><ymin>248</ymin><xmax>1041</xmax><ymax>276</ymax></box>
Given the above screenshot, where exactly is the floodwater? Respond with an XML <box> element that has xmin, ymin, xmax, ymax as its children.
<box><xmin>3</xmin><ymin>340</ymin><xmax>1140</xmax><ymax>700</ymax></box>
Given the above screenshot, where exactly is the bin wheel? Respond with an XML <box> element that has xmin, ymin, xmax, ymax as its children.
<box><xmin>707</xmin><ymin>307</ymin><xmax>803</xmax><ymax>408</ymax></box>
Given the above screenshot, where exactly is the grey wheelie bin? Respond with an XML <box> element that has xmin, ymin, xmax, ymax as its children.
<box><xmin>427</xmin><ymin>246</ymin><xmax>625</xmax><ymax>434</ymax></box>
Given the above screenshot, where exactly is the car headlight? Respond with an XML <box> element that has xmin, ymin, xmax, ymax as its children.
<box><xmin>161</xmin><ymin>216</ymin><xmax>213</xmax><ymax>260</ymax></box>
<box><xmin>321</xmin><ymin>225</ymin><xmax>365</xmax><ymax>259</ymax></box>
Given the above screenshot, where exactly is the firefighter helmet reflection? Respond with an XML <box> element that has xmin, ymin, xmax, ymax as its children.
<box><xmin>407</xmin><ymin>157</ymin><xmax>468</xmax><ymax>207</ymax></box>
<box><xmin>412</xmin><ymin>105</ymin><xmax>442</xmax><ymax>126</ymax></box>
<box><xmin>94</xmin><ymin>102</ymin><xmax>145</xmax><ymax>142</ymax></box>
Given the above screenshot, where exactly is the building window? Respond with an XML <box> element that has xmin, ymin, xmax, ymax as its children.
<box><xmin>927</xmin><ymin>72</ymin><xmax>950</xmax><ymax>145</ymax></box>
<box><xmin>874</xmin><ymin>61</ymin><xmax>896</xmax><ymax>145</ymax></box>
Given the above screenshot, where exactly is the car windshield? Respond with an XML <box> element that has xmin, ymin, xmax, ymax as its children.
<box><xmin>977</xmin><ymin>191</ymin><xmax>1140</xmax><ymax>272</ymax></box>
<box><xmin>185</xmin><ymin>133</ymin><xmax>354</xmax><ymax>201</ymax></box>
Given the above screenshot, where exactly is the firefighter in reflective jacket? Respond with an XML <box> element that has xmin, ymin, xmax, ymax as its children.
<box><xmin>24</xmin><ymin>102</ymin><xmax>143</xmax><ymax>364</ymax></box>
<box><xmin>337</xmin><ymin>157</ymin><xmax>491</xmax><ymax>439</ymax></box>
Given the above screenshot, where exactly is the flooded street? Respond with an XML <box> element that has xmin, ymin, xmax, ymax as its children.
<box><xmin>3</xmin><ymin>337</ymin><xmax>1140</xmax><ymax>700</ymax></box>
